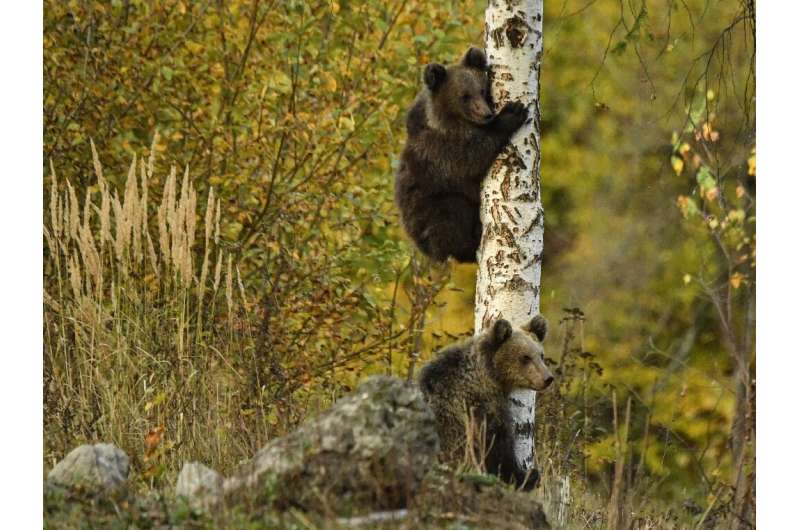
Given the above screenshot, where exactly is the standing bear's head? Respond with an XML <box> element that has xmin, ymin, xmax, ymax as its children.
<box><xmin>479</xmin><ymin>316</ymin><xmax>554</xmax><ymax>393</ymax></box>
<box><xmin>423</xmin><ymin>47</ymin><xmax>494</xmax><ymax>126</ymax></box>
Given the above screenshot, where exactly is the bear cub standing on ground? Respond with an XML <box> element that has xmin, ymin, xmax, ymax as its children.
<box><xmin>395</xmin><ymin>47</ymin><xmax>529</xmax><ymax>263</ymax></box>
<box><xmin>419</xmin><ymin>316</ymin><xmax>553</xmax><ymax>490</ymax></box>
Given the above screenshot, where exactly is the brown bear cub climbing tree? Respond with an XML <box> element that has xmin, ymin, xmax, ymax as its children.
<box><xmin>418</xmin><ymin>316</ymin><xmax>553</xmax><ymax>490</ymax></box>
<box><xmin>394</xmin><ymin>47</ymin><xmax>529</xmax><ymax>263</ymax></box>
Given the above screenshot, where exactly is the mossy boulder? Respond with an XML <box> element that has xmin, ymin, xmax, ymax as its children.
<box><xmin>224</xmin><ymin>375</ymin><xmax>439</xmax><ymax>513</ymax></box>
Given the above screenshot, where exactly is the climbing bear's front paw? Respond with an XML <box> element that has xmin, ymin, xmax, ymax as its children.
<box><xmin>498</xmin><ymin>101</ymin><xmax>529</xmax><ymax>131</ymax></box>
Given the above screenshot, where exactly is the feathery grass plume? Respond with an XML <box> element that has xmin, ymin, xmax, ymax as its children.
<box><xmin>176</xmin><ymin>169</ymin><xmax>190</xmax><ymax>281</ymax></box>
<box><xmin>197</xmin><ymin>187</ymin><xmax>215</xmax><ymax>301</ymax></box>
<box><xmin>139</xmin><ymin>158</ymin><xmax>149</xmax><ymax>242</ymax></box>
<box><xmin>112</xmin><ymin>190</ymin><xmax>126</xmax><ymax>264</ymax></box>
<box><xmin>214</xmin><ymin>198</ymin><xmax>220</xmax><ymax>246</ymax></box>
<box><xmin>67</xmin><ymin>254</ymin><xmax>82</xmax><ymax>300</ymax></box>
<box><xmin>166</xmin><ymin>167</ymin><xmax>182</xmax><ymax>276</ymax></box>
<box><xmin>122</xmin><ymin>156</ymin><xmax>142</xmax><ymax>263</ymax></box>
<box><xmin>90</xmin><ymin>139</ymin><xmax>105</xmax><ymax>184</ymax></box>
<box><xmin>165</xmin><ymin>165</ymin><xmax>177</xmax><ymax>233</ymax></box>
<box><xmin>179</xmin><ymin>165</ymin><xmax>189</xmax><ymax>216</ymax></box>
<box><xmin>182</xmin><ymin>167</ymin><xmax>196</xmax><ymax>284</ymax></box>
<box><xmin>147</xmin><ymin>130</ymin><xmax>159</xmax><ymax>178</ymax></box>
<box><xmin>157</xmin><ymin>189</ymin><xmax>169</xmax><ymax>262</ymax></box>
<box><xmin>225</xmin><ymin>254</ymin><xmax>233</xmax><ymax>316</ymax></box>
<box><xmin>49</xmin><ymin>161</ymin><xmax>60</xmax><ymax>240</ymax></box>
<box><xmin>82</xmin><ymin>191</ymin><xmax>92</xmax><ymax>237</ymax></box>
<box><xmin>44</xmin><ymin>226</ymin><xmax>57</xmax><ymax>258</ymax></box>
<box><xmin>185</xmin><ymin>170</ymin><xmax>197</xmax><ymax>252</ymax></box>
<box><xmin>236</xmin><ymin>266</ymin><xmax>247</xmax><ymax>306</ymax></box>
<box><xmin>204</xmin><ymin>187</ymin><xmax>215</xmax><ymax>243</ymax></box>
<box><xmin>98</xmin><ymin>177</ymin><xmax>111</xmax><ymax>248</ymax></box>
<box><xmin>79</xmin><ymin>223</ymin><xmax>102</xmax><ymax>297</ymax></box>
<box><xmin>61</xmin><ymin>192</ymin><xmax>69</xmax><ymax>247</ymax></box>
<box><xmin>169</xmin><ymin>169</ymin><xmax>190</xmax><ymax>284</ymax></box>
<box><xmin>90</xmin><ymin>143</ymin><xmax>112</xmax><ymax>249</ymax></box>
<box><xmin>67</xmin><ymin>179</ymin><xmax>79</xmax><ymax>243</ymax></box>
<box><xmin>158</xmin><ymin>167</ymin><xmax>176</xmax><ymax>265</ymax></box>
<box><xmin>213</xmin><ymin>252</ymin><xmax>223</xmax><ymax>293</ymax></box>
<box><xmin>109</xmin><ymin>277</ymin><xmax>116</xmax><ymax>309</ymax></box>
<box><xmin>145</xmin><ymin>230</ymin><xmax>159</xmax><ymax>277</ymax></box>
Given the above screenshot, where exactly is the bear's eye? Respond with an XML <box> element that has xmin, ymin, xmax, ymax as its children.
<box><xmin>521</xmin><ymin>355</ymin><xmax>533</xmax><ymax>365</ymax></box>
<box><xmin>462</xmin><ymin>93</ymin><xmax>471</xmax><ymax>102</ymax></box>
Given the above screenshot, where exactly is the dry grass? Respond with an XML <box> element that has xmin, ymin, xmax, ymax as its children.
<box><xmin>43</xmin><ymin>135</ymin><xmax>274</xmax><ymax>487</ymax></box>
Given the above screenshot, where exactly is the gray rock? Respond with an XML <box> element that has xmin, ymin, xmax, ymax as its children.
<box><xmin>47</xmin><ymin>443</ymin><xmax>129</xmax><ymax>493</ymax></box>
<box><xmin>176</xmin><ymin>462</ymin><xmax>224</xmax><ymax>513</ymax></box>
<box><xmin>224</xmin><ymin>376</ymin><xmax>439</xmax><ymax>512</ymax></box>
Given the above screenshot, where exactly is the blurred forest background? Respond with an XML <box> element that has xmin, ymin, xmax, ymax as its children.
<box><xmin>43</xmin><ymin>0</ymin><xmax>755</xmax><ymax>526</ymax></box>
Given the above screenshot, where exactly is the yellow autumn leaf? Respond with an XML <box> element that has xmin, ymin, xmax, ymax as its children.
<box><xmin>683</xmin><ymin>274</ymin><xmax>692</xmax><ymax>284</ymax></box>
<box><xmin>671</xmin><ymin>156</ymin><xmax>684</xmax><ymax>176</ymax></box>
<box><xmin>748</xmin><ymin>154</ymin><xmax>756</xmax><ymax>176</ymax></box>
<box><xmin>702</xmin><ymin>122</ymin><xmax>719</xmax><ymax>142</ymax></box>
<box><xmin>730</xmin><ymin>273</ymin><xmax>744</xmax><ymax>289</ymax></box>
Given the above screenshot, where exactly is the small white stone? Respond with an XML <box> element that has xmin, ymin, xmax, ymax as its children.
<box><xmin>176</xmin><ymin>462</ymin><xmax>224</xmax><ymax>513</ymax></box>
<box><xmin>47</xmin><ymin>443</ymin><xmax>129</xmax><ymax>492</ymax></box>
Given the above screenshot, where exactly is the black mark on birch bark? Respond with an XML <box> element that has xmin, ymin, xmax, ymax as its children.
<box><xmin>499</xmin><ymin>224</ymin><xmax>515</xmax><ymax>248</ymax></box>
<box><xmin>500</xmin><ymin>173</ymin><xmax>511</xmax><ymax>201</ymax></box>
<box><xmin>490</xmin><ymin>202</ymin><xmax>501</xmax><ymax>225</ymax></box>
<box><xmin>506</xmin><ymin>273</ymin><xmax>534</xmax><ymax>293</ymax></box>
<box><xmin>505</xmin><ymin>15</ymin><xmax>532</xmax><ymax>48</ymax></box>
<box><xmin>509</xmin><ymin>395</ymin><xmax>528</xmax><ymax>408</ymax></box>
<box><xmin>491</xmin><ymin>27</ymin><xmax>505</xmax><ymax>48</ymax></box>
<box><xmin>514</xmin><ymin>420</ymin><xmax>534</xmax><ymax>437</ymax></box>
<box><xmin>501</xmin><ymin>204</ymin><xmax>516</xmax><ymax>224</ymax></box>
<box><xmin>505</xmin><ymin>146</ymin><xmax>527</xmax><ymax>173</ymax></box>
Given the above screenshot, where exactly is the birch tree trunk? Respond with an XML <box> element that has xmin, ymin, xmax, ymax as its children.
<box><xmin>476</xmin><ymin>0</ymin><xmax>544</xmax><ymax>473</ymax></box>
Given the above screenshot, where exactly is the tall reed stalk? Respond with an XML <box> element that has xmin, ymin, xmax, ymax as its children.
<box><xmin>43</xmin><ymin>137</ymin><xmax>267</xmax><ymax>485</ymax></box>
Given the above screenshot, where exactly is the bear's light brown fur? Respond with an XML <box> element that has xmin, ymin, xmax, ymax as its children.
<box><xmin>418</xmin><ymin>316</ymin><xmax>553</xmax><ymax>490</ymax></box>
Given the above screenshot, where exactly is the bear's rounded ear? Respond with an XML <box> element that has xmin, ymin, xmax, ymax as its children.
<box><xmin>424</xmin><ymin>63</ymin><xmax>447</xmax><ymax>91</ymax></box>
<box><xmin>462</xmin><ymin>47</ymin><xmax>488</xmax><ymax>71</ymax></box>
<box><xmin>524</xmin><ymin>315</ymin><xmax>548</xmax><ymax>342</ymax></box>
<box><xmin>491</xmin><ymin>319</ymin><xmax>513</xmax><ymax>345</ymax></box>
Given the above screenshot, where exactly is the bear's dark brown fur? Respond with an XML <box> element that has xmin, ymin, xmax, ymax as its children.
<box><xmin>395</xmin><ymin>47</ymin><xmax>529</xmax><ymax>263</ymax></box>
<box><xmin>418</xmin><ymin>316</ymin><xmax>553</xmax><ymax>490</ymax></box>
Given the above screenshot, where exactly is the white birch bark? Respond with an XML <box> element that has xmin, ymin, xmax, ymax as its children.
<box><xmin>477</xmin><ymin>0</ymin><xmax>544</xmax><ymax>472</ymax></box>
